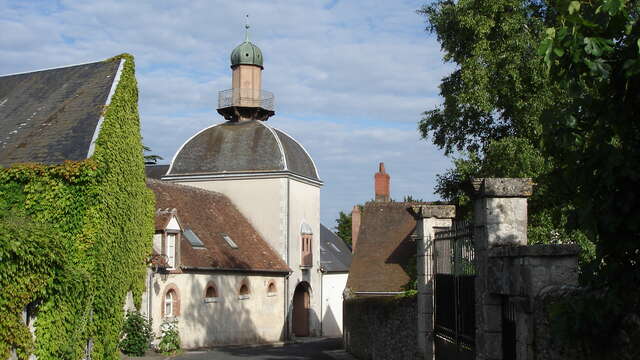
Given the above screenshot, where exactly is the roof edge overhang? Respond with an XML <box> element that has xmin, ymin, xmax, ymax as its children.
<box><xmin>162</xmin><ymin>170</ymin><xmax>323</xmax><ymax>187</ymax></box>
<box><xmin>180</xmin><ymin>266</ymin><xmax>290</xmax><ymax>275</ymax></box>
<box><xmin>87</xmin><ymin>58</ymin><xmax>126</xmax><ymax>158</ymax></box>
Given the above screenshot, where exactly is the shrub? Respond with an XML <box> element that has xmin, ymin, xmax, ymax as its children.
<box><xmin>119</xmin><ymin>310</ymin><xmax>153</xmax><ymax>356</ymax></box>
<box><xmin>157</xmin><ymin>318</ymin><xmax>180</xmax><ymax>354</ymax></box>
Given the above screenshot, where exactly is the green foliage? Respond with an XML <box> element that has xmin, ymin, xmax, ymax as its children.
<box><xmin>334</xmin><ymin>211</ymin><xmax>352</xmax><ymax>247</ymax></box>
<box><xmin>143</xmin><ymin>145</ymin><xmax>163</xmax><ymax>165</ymax></box>
<box><xmin>0</xmin><ymin>54</ymin><xmax>155</xmax><ymax>360</ymax></box>
<box><xmin>119</xmin><ymin>311</ymin><xmax>153</xmax><ymax>356</ymax></box>
<box><xmin>537</xmin><ymin>0</ymin><xmax>640</xmax><ymax>350</ymax></box>
<box><xmin>418</xmin><ymin>0</ymin><xmax>562</xmax><ymax>155</ymax></box>
<box><xmin>157</xmin><ymin>319</ymin><xmax>180</xmax><ymax>355</ymax></box>
<box><xmin>401</xmin><ymin>195</ymin><xmax>424</xmax><ymax>202</ymax></box>
<box><xmin>0</xmin><ymin>214</ymin><xmax>63</xmax><ymax>360</ymax></box>
<box><xmin>419</xmin><ymin>0</ymin><xmax>595</xmax><ymax>265</ymax></box>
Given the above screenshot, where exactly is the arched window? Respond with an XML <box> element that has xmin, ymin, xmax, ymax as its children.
<box><xmin>163</xmin><ymin>285</ymin><xmax>180</xmax><ymax>317</ymax></box>
<box><xmin>267</xmin><ymin>281</ymin><xmax>277</xmax><ymax>297</ymax></box>
<box><xmin>204</xmin><ymin>283</ymin><xmax>219</xmax><ymax>303</ymax></box>
<box><xmin>206</xmin><ymin>286</ymin><xmax>217</xmax><ymax>298</ymax></box>
<box><xmin>300</xmin><ymin>223</ymin><xmax>313</xmax><ymax>268</ymax></box>
<box><xmin>165</xmin><ymin>290</ymin><xmax>175</xmax><ymax>317</ymax></box>
<box><xmin>238</xmin><ymin>283</ymin><xmax>250</xmax><ymax>300</ymax></box>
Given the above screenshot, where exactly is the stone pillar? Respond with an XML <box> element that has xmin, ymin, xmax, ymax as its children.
<box><xmin>473</xmin><ymin>178</ymin><xmax>533</xmax><ymax>360</ymax></box>
<box><xmin>412</xmin><ymin>204</ymin><xmax>456</xmax><ymax>360</ymax></box>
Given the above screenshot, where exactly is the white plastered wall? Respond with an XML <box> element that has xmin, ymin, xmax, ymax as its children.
<box><xmin>287</xmin><ymin>179</ymin><xmax>322</xmax><ymax>336</ymax></box>
<box><xmin>143</xmin><ymin>272</ymin><xmax>285</xmax><ymax>348</ymax></box>
<box><xmin>321</xmin><ymin>273</ymin><xmax>348</xmax><ymax>337</ymax></box>
<box><xmin>177</xmin><ymin>178</ymin><xmax>287</xmax><ymax>258</ymax></box>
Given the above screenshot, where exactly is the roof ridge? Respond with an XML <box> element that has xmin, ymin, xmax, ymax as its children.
<box><xmin>0</xmin><ymin>58</ymin><xmax>110</xmax><ymax>78</ymax></box>
<box><xmin>147</xmin><ymin>178</ymin><xmax>228</xmax><ymax>199</ymax></box>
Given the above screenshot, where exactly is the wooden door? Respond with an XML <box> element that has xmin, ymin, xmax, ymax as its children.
<box><xmin>292</xmin><ymin>285</ymin><xmax>310</xmax><ymax>337</ymax></box>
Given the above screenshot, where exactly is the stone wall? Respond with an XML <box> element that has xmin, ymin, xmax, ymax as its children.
<box><xmin>534</xmin><ymin>287</ymin><xmax>640</xmax><ymax>360</ymax></box>
<box><xmin>344</xmin><ymin>296</ymin><xmax>418</xmax><ymax>360</ymax></box>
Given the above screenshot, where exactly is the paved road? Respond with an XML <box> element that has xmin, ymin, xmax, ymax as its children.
<box><xmin>173</xmin><ymin>338</ymin><xmax>349</xmax><ymax>360</ymax></box>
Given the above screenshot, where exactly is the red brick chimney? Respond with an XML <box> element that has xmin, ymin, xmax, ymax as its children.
<box><xmin>351</xmin><ymin>205</ymin><xmax>361</xmax><ymax>253</ymax></box>
<box><xmin>374</xmin><ymin>162</ymin><xmax>390</xmax><ymax>202</ymax></box>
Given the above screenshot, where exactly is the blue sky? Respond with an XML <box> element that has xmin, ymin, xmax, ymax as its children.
<box><xmin>1</xmin><ymin>0</ymin><xmax>454</xmax><ymax>227</ymax></box>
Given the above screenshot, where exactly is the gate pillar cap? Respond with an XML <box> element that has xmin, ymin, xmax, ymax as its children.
<box><xmin>472</xmin><ymin>178</ymin><xmax>534</xmax><ymax>198</ymax></box>
<box><xmin>409</xmin><ymin>204</ymin><xmax>456</xmax><ymax>219</ymax></box>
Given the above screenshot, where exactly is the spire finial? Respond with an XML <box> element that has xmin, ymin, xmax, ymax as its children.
<box><xmin>244</xmin><ymin>14</ymin><xmax>250</xmax><ymax>42</ymax></box>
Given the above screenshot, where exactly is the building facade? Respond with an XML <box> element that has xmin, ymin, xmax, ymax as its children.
<box><xmin>143</xmin><ymin>27</ymin><xmax>325</xmax><ymax>346</ymax></box>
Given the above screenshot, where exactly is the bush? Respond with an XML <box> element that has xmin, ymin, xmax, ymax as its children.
<box><xmin>157</xmin><ymin>318</ymin><xmax>180</xmax><ymax>354</ymax></box>
<box><xmin>119</xmin><ymin>310</ymin><xmax>153</xmax><ymax>356</ymax></box>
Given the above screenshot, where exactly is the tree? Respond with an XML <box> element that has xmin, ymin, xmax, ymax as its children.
<box><xmin>418</xmin><ymin>0</ymin><xmax>589</xmax><ymax>252</ymax></box>
<box><xmin>402</xmin><ymin>195</ymin><xmax>425</xmax><ymax>202</ymax></box>
<box><xmin>143</xmin><ymin>145</ymin><xmax>163</xmax><ymax>165</ymax></box>
<box><xmin>418</xmin><ymin>0</ymin><xmax>562</xmax><ymax>155</ymax></box>
<box><xmin>539</xmin><ymin>0</ymin><xmax>640</xmax><ymax>286</ymax></box>
<box><xmin>334</xmin><ymin>211</ymin><xmax>352</xmax><ymax>247</ymax></box>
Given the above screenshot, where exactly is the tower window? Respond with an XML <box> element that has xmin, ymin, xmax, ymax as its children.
<box><xmin>267</xmin><ymin>281</ymin><xmax>277</xmax><ymax>297</ymax></box>
<box><xmin>204</xmin><ymin>283</ymin><xmax>219</xmax><ymax>303</ymax></box>
<box><xmin>238</xmin><ymin>283</ymin><xmax>250</xmax><ymax>300</ymax></box>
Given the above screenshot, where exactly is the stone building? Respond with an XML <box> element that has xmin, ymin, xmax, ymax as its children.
<box><xmin>346</xmin><ymin>163</ymin><xmax>419</xmax><ymax>297</ymax></box>
<box><xmin>142</xmin><ymin>27</ymin><xmax>330</xmax><ymax>346</ymax></box>
<box><xmin>319</xmin><ymin>224</ymin><xmax>352</xmax><ymax>336</ymax></box>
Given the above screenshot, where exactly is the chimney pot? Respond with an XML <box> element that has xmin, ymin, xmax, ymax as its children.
<box><xmin>374</xmin><ymin>162</ymin><xmax>390</xmax><ymax>202</ymax></box>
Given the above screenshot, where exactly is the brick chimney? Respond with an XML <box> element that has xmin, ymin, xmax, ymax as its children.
<box><xmin>374</xmin><ymin>162</ymin><xmax>390</xmax><ymax>202</ymax></box>
<box><xmin>351</xmin><ymin>205</ymin><xmax>361</xmax><ymax>253</ymax></box>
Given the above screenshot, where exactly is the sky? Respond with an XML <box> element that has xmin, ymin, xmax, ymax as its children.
<box><xmin>1</xmin><ymin>0</ymin><xmax>454</xmax><ymax>228</ymax></box>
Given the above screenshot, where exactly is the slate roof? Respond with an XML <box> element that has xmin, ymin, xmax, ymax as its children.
<box><xmin>145</xmin><ymin>164</ymin><xmax>169</xmax><ymax>179</ymax></box>
<box><xmin>346</xmin><ymin>202</ymin><xmax>417</xmax><ymax>294</ymax></box>
<box><xmin>165</xmin><ymin>120</ymin><xmax>320</xmax><ymax>182</ymax></box>
<box><xmin>0</xmin><ymin>59</ymin><xmax>123</xmax><ymax>167</ymax></box>
<box><xmin>320</xmin><ymin>224</ymin><xmax>352</xmax><ymax>273</ymax></box>
<box><xmin>148</xmin><ymin>179</ymin><xmax>290</xmax><ymax>273</ymax></box>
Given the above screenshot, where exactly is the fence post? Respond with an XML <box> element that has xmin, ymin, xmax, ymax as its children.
<box><xmin>472</xmin><ymin>178</ymin><xmax>533</xmax><ymax>360</ymax></box>
<box><xmin>412</xmin><ymin>204</ymin><xmax>456</xmax><ymax>360</ymax></box>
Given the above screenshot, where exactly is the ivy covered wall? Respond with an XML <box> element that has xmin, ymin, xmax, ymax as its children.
<box><xmin>0</xmin><ymin>54</ymin><xmax>155</xmax><ymax>360</ymax></box>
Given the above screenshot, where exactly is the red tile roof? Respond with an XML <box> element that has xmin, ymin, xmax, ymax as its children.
<box><xmin>148</xmin><ymin>179</ymin><xmax>290</xmax><ymax>273</ymax></box>
<box><xmin>346</xmin><ymin>202</ymin><xmax>417</xmax><ymax>294</ymax></box>
<box><xmin>155</xmin><ymin>208</ymin><xmax>177</xmax><ymax>230</ymax></box>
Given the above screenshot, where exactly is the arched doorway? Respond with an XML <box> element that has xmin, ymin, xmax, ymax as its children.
<box><xmin>292</xmin><ymin>282</ymin><xmax>310</xmax><ymax>337</ymax></box>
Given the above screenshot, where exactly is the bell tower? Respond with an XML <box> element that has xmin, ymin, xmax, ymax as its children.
<box><xmin>217</xmin><ymin>19</ymin><xmax>275</xmax><ymax>122</ymax></box>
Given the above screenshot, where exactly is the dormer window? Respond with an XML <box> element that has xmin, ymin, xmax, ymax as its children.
<box><xmin>300</xmin><ymin>223</ymin><xmax>313</xmax><ymax>268</ymax></box>
<box><xmin>166</xmin><ymin>233</ymin><xmax>176</xmax><ymax>269</ymax></box>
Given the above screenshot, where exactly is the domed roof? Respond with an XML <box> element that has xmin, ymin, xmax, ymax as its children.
<box><xmin>166</xmin><ymin>121</ymin><xmax>320</xmax><ymax>182</ymax></box>
<box><xmin>230</xmin><ymin>41</ymin><xmax>263</xmax><ymax>68</ymax></box>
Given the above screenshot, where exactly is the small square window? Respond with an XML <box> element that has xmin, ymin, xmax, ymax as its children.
<box><xmin>221</xmin><ymin>233</ymin><xmax>238</xmax><ymax>249</ymax></box>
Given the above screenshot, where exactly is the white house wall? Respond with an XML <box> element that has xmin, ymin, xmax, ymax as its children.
<box><xmin>321</xmin><ymin>273</ymin><xmax>348</xmax><ymax>337</ymax></box>
<box><xmin>287</xmin><ymin>179</ymin><xmax>322</xmax><ymax>336</ymax></box>
<box><xmin>177</xmin><ymin>178</ymin><xmax>287</xmax><ymax>258</ymax></box>
<box><xmin>142</xmin><ymin>272</ymin><xmax>286</xmax><ymax>348</ymax></box>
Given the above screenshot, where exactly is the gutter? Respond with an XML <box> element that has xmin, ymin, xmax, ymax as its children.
<box><xmin>353</xmin><ymin>291</ymin><xmax>403</xmax><ymax>296</ymax></box>
<box><xmin>180</xmin><ymin>266</ymin><xmax>291</xmax><ymax>275</ymax></box>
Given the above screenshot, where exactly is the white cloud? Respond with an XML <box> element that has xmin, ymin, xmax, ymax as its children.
<box><xmin>1</xmin><ymin>0</ymin><xmax>454</xmax><ymax>227</ymax></box>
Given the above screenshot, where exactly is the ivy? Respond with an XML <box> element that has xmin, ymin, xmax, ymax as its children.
<box><xmin>0</xmin><ymin>54</ymin><xmax>154</xmax><ymax>360</ymax></box>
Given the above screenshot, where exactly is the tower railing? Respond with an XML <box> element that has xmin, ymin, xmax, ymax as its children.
<box><xmin>217</xmin><ymin>88</ymin><xmax>275</xmax><ymax>111</ymax></box>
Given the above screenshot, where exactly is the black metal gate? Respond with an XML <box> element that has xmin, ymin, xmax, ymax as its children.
<box><xmin>434</xmin><ymin>221</ymin><xmax>475</xmax><ymax>360</ymax></box>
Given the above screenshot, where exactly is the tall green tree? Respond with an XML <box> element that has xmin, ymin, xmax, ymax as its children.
<box><xmin>417</xmin><ymin>0</ymin><xmax>590</xmax><ymax>252</ymax></box>
<box><xmin>335</xmin><ymin>211</ymin><xmax>352</xmax><ymax>247</ymax></box>
<box><xmin>539</xmin><ymin>0</ymin><xmax>640</xmax><ymax>286</ymax></box>
<box><xmin>418</xmin><ymin>0</ymin><xmax>560</xmax><ymax>155</ymax></box>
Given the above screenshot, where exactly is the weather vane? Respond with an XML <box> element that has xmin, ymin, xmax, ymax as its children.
<box><xmin>244</xmin><ymin>14</ymin><xmax>250</xmax><ymax>42</ymax></box>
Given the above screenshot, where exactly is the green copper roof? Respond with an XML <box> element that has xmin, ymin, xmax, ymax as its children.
<box><xmin>230</xmin><ymin>23</ymin><xmax>263</xmax><ymax>68</ymax></box>
<box><xmin>230</xmin><ymin>41</ymin><xmax>263</xmax><ymax>68</ymax></box>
